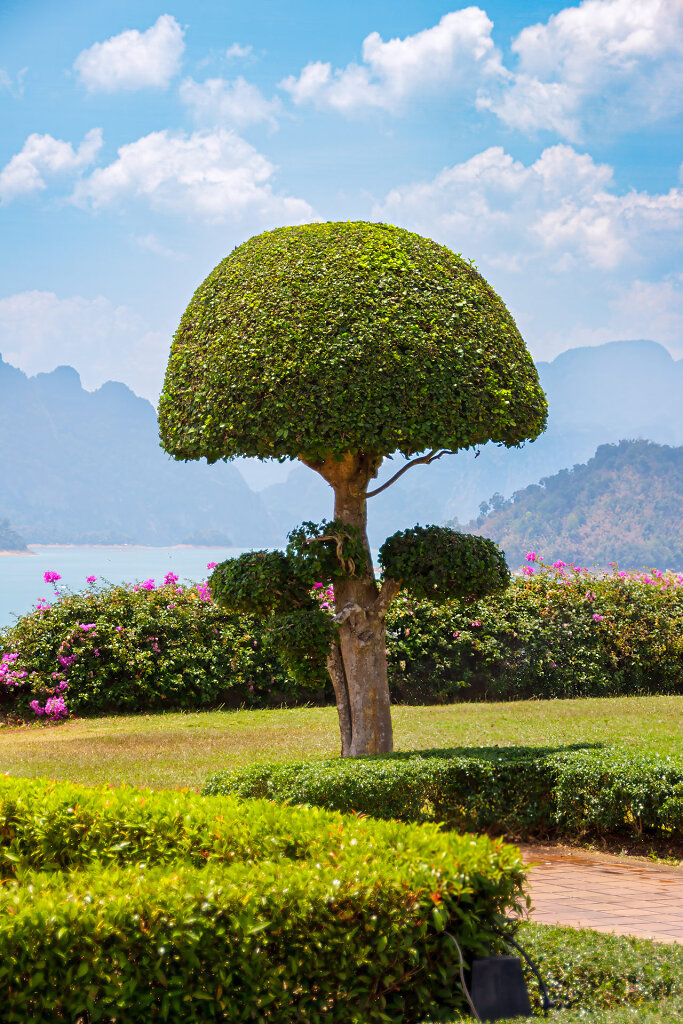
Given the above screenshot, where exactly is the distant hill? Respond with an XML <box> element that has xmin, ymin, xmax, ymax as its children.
<box><xmin>0</xmin><ymin>358</ymin><xmax>280</xmax><ymax>546</ymax></box>
<box><xmin>1</xmin><ymin>339</ymin><xmax>682</xmax><ymax>549</ymax></box>
<box><xmin>463</xmin><ymin>440</ymin><xmax>683</xmax><ymax>570</ymax></box>
<box><xmin>0</xmin><ymin>518</ymin><xmax>27</xmax><ymax>552</ymax></box>
<box><xmin>259</xmin><ymin>340</ymin><xmax>683</xmax><ymax>546</ymax></box>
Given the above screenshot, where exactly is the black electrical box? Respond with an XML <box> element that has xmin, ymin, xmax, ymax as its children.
<box><xmin>470</xmin><ymin>955</ymin><xmax>532</xmax><ymax>1021</ymax></box>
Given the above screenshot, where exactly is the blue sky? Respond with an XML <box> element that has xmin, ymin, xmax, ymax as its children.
<box><xmin>1</xmin><ymin>0</ymin><xmax>682</xmax><ymax>412</ymax></box>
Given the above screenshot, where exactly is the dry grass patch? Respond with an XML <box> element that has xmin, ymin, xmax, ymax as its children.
<box><xmin>0</xmin><ymin>695</ymin><xmax>681</xmax><ymax>791</ymax></box>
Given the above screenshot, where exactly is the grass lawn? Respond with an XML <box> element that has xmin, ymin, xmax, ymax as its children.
<box><xmin>1</xmin><ymin>694</ymin><xmax>681</xmax><ymax>790</ymax></box>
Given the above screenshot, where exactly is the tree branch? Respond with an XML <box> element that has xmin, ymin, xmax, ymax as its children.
<box><xmin>372</xmin><ymin>578</ymin><xmax>402</xmax><ymax>620</ymax></box>
<box><xmin>365</xmin><ymin>449</ymin><xmax>457</xmax><ymax>498</ymax></box>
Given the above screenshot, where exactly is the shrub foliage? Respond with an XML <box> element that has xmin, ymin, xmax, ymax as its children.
<box><xmin>0</xmin><ymin>776</ymin><xmax>526</xmax><ymax>1023</ymax></box>
<box><xmin>379</xmin><ymin>526</ymin><xmax>510</xmax><ymax>603</ymax></box>
<box><xmin>158</xmin><ymin>221</ymin><xmax>547</xmax><ymax>465</ymax></box>
<box><xmin>203</xmin><ymin>747</ymin><xmax>683</xmax><ymax>845</ymax></box>
<box><xmin>2</xmin><ymin>558</ymin><xmax>681</xmax><ymax>720</ymax></box>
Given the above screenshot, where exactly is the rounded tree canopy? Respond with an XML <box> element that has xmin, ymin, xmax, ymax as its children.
<box><xmin>379</xmin><ymin>525</ymin><xmax>510</xmax><ymax>603</ymax></box>
<box><xmin>158</xmin><ymin>221</ymin><xmax>547</xmax><ymax>464</ymax></box>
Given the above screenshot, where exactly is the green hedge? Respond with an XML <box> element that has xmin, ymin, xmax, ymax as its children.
<box><xmin>385</xmin><ymin>564</ymin><xmax>683</xmax><ymax>703</ymax></box>
<box><xmin>434</xmin><ymin>922</ymin><xmax>683</xmax><ymax>1022</ymax></box>
<box><xmin>203</xmin><ymin>747</ymin><xmax>683</xmax><ymax>843</ymax></box>
<box><xmin>0</xmin><ymin>777</ymin><xmax>526</xmax><ymax>1023</ymax></box>
<box><xmin>3</xmin><ymin>561</ymin><xmax>682</xmax><ymax>721</ymax></box>
<box><xmin>0</xmin><ymin>580</ymin><xmax>298</xmax><ymax>720</ymax></box>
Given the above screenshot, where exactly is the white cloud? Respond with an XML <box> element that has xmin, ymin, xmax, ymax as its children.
<box><xmin>0</xmin><ymin>129</ymin><xmax>102</xmax><ymax>203</ymax></box>
<box><xmin>180</xmin><ymin>76</ymin><xmax>280</xmax><ymax>128</ymax></box>
<box><xmin>0</xmin><ymin>291</ymin><xmax>168</xmax><ymax>401</ymax></box>
<box><xmin>226</xmin><ymin>43</ymin><xmax>253</xmax><ymax>59</ymax></box>
<box><xmin>0</xmin><ymin>67</ymin><xmax>27</xmax><ymax>97</ymax></box>
<box><xmin>374</xmin><ymin>143</ymin><xmax>683</xmax><ymax>271</ymax></box>
<box><xmin>277</xmin><ymin>2</ymin><xmax>683</xmax><ymax>138</ymax></box>
<box><xmin>133</xmin><ymin>233</ymin><xmax>184</xmax><ymax>260</ymax></box>
<box><xmin>537</xmin><ymin>274</ymin><xmax>683</xmax><ymax>360</ymax></box>
<box><xmin>73</xmin><ymin>14</ymin><xmax>185</xmax><ymax>93</ymax></box>
<box><xmin>478</xmin><ymin>0</ymin><xmax>683</xmax><ymax>139</ymax></box>
<box><xmin>72</xmin><ymin>128</ymin><xmax>313</xmax><ymax>223</ymax></box>
<box><xmin>280</xmin><ymin>7</ymin><xmax>500</xmax><ymax>113</ymax></box>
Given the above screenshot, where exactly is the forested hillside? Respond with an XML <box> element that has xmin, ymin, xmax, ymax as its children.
<box><xmin>465</xmin><ymin>440</ymin><xmax>683</xmax><ymax>570</ymax></box>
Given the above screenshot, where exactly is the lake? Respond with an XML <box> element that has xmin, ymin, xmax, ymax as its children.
<box><xmin>0</xmin><ymin>546</ymin><xmax>251</xmax><ymax>628</ymax></box>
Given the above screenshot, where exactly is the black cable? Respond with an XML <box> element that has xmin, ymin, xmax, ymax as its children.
<box><xmin>493</xmin><ymin>921</ymin><xmax>556</xmax><ymax>1015</ymax></box>
<box><xmin>443</xmin><ymin>931</ymin><xmax>482</xmax><ymax>1022</ymax></box>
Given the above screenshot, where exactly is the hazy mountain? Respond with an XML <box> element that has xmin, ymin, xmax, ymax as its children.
<box><xmin>1</xmin><ymin>339</ymin><xmax>681</xmax><ymax>549</ymax></box>
<box><xmin>0</xmin><ymin>519</ymin><xmax>27</xmax><ymax>552</ymax></box>
<box><xmin>0</xmin><ymin>358</ymin><xmax>279</xmax><ymax>546</ymax></box>
<box><xmin>463</xmin><ymin>440</ymin><xmax>683</xmax><ymax>570</ymax></box>
<box><xmin>259</xmin><ymin>340</ymin><xmax>683</xmax><ymax>546</ymax></box>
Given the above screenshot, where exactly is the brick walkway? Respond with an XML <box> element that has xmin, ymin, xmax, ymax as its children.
<box><xmin>519</xmin><ymin>845</ymin><xmax>683</xmax><ymax>944</ymax></box>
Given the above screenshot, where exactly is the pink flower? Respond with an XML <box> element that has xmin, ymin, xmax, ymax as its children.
<box><xmin>141</xmin><ymin>579</ymin><xmax>155</xmax><ymax>591</ymax></box>
<box><xmin>206</xmin><ymin>562</ymin><xmax>217</xmax><ymax>570</ymax></box>
<box><xmin>164</xmin><ymin>571</ymin><xmax>179</xmax><ymax>586</ymax></box>
<box><xmin>552</xmin><ymin>561</ymin><xmax>566</xmax><ymax>570</ymax></box>
<box><xmin>313</xmin><ymin>582</ymin><xmax>323</xmax><ymax>589</ymax></box>
<box><xmin>525</xmin><ymin>551</ymin><xmax>537</xmax><ymax>563</ymax></box>
<box><xmin>522</xmin><ymin>566</ymin><xmax>534</xmax><ymax>576</ymax></box>
<box><xmin>592</xmin><ymin>614</ymin><xmax>604</xmax><ymax>622</ymax></box>
<box><xmin>79</xmin><ymin>623</ymin><xmax>96</xmax><ymax>631</ymax></box>
<box><xmin>86</xmin><ymin>576</ymin><xmax>97</xmax><ymax>584</ymax></box>
<box><xmin>585</xmin><ymin>591</ymin><xmax>595</xmax><ymax>602</ymax></box>
<box><xmin>44</xmin><ymin>571</ymin><xmax>61</xmax><ymax>583</ymax></box>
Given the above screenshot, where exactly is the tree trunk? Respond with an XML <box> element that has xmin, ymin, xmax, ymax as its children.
<box><xmin>310</xmin><ymin>453</ymin><xmax>395</xmax><ymax>757</ymax></box>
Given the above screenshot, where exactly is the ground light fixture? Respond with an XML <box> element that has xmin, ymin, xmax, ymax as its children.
<box><xmin>445</xmin><ymin>927</ymin><xmax>555</xmax><ymax>1021</ymax></box>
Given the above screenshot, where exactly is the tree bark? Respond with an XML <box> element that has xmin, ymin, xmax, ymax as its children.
<box><xmin>326</xmin><ymin>640</ymin><xmax>352</xmax><ymax>757</ymax></box>
<box><xmin>310</xmin><ymin>453</ymin><xmax>395</xmax><ymax>757</ymax></box>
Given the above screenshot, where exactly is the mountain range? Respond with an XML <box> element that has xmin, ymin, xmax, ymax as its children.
<box><xmin>0</xmin><ymin>339</ymin><xmax>681</xmax><ymax>552</ymax></box>
<box><xmin>463</xmin><ymin>439</ymin><xmax>683</xmax><ymax>570</ymax></box>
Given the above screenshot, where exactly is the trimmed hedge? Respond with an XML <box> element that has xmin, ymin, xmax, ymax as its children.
<box><xmin>0</xmin><ymin>776</ymin><xmax>527</xmax><ymax>1022</ymax></box>
<box><xmin>203</xmin><ymin>747</ymin><xmax>683</xmax><ymax>843</ymax></box>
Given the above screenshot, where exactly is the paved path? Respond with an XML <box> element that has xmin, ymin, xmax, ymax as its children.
<box><xmin>520</xmin><ymin>845</ymin><xmax>683</xmax><ymax>945</ymax></box>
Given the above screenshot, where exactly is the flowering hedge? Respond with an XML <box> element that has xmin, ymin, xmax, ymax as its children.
<box><xmin>0</xmin><ymin>570</ymin><xmax>295</xmax><ymax>720</ymax></box>
<box><xmin>2</xmin><ymin>556</ymin><xmax>682</xmax><ymax>721</ymax></box>
<box><xmin>386</xmin><ymin>557</ymin><xmax>683</xmax><ymax>703</ymax></box>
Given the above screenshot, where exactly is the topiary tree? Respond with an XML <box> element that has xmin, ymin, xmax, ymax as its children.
<box><xmin>159</xmin><ymin>221</ymin><xmax>547</xmax><ymax>756</ymax></box>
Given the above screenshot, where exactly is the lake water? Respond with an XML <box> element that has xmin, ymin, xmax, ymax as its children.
<box><xmin>0</xmin><ymin>546</ymin><xmax>250</xmax><ymax>628</ymax></box>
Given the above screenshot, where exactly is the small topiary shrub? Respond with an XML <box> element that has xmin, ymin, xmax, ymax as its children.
<box><xmin>0</xmin><ymin>776</ymin><xmax>527</xmax><ymax>1023</ymax></box>
<box><xmin>379</xmin><ymin>526</ymin><xmax>510</xmax><ymax>603</ymax></box>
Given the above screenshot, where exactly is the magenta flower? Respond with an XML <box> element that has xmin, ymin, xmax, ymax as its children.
<box><xmin>141</xmin><ymin>579</ymin><xmax>155</xmax><ymax>591</ymax></box>
<box><xmin>522</xmin><ymin>566</ymin><xmax>534</xmax><ymax>576</ymax></box>
<box><xmin>86</xmin><ymin>575</ymin><xmax>97</xmax><ymax>584</ymax></box>
<box><xmin>44</xmin><ymin>571</ymin><xmax>61</xmax><ymax>584</ymax></box>
<box><xmin>79</xmin><ymin>623</ymin><xmax>96</xmax><ymax>631</ymax></box>
<box><xmin>592</xmin><ymin>614</ymin><xmax>604</xmax><ymax>622</ymax></box>
<box><xmin>525</xmin><ymin>551</ymin><xmax>537</xmax><ymax>563</ymax></box>
<box><xmin>206</xmin><ymin>562</ymin><xmax>217</xmax><ymax>570</ymax></box>
<box><xmin>585</xmin><ymin>591</ymin><xmax>595</xmax><ymax>602</ymax></box>
<box><xmin>164</xmin><ymin>571</ymin><xmax>179</xmax><ymax>586</ymax></box>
